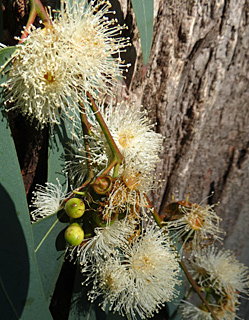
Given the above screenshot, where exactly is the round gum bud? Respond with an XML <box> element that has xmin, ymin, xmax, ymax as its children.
<box><xmin>65</xmin><ymin>198</ymin><xmax>85</xmax><ymax>219</ymax></box>
<box><xmin>92</xmin><ymin>175</ymin><xmax>113</xmax><ymax>195</ymax></box>
<box><xmin>64</xmin><ymin>223</ymin><xmax>84</xmax><ymax>246</ymax></box>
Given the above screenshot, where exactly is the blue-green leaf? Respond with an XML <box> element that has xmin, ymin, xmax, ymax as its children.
<box><xmin>131</xmin><ymin>0</ymin><xmax>154</xmax><ymax>65</ymax></box>
<box><xmin>32</xmin><ymin>213</ymin><xmax>66</xmax><ymax>304</ymax></box>
<box><xmin>32</xmin><ymin>118</ymin><xmax>74</xmax><ymax>303</ymax></box>
<box><xmin>47</xmin><ymin>119</ymin><xmax>73</xmax><ymax>185</ymax></box>
<box><xmin>68</xmin><ymin>265</ymin><xmax>107</xmax><ymax>320</ymax></box>
<box><xmin>168</xmin><ymin>240</ymin><xmax>185</xmax><ymax>320</ymax></box>
<box><xmin>0</xmin><ymin>47</ymin><xmax>52</xmax><ymax>319</ymax></box>
<box><xmin>167</xmin><ymin>274</ymin><xmax>184</xmax><ymax>320</ymax></box>
<box><xmin>0</xmin><ymin>46</ymin><xmax>18</xmax><ymax>74</ymax></box>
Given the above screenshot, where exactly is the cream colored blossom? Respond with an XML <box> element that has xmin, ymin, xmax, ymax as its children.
<box><xmin>86</xmin><ymin>224</ymin><xmax>181</xmax><ymax>319</ymax></box>
<box><xmin>88</xmin><ymin>255</ymin><xmax>130</xmax><ymax>307</ymax></box>
<box><xmin>31</xmin><ymin>179</ymin><xmax>68</xmax><ymax>220</ymax></box>
<box><xmin>93</xmin><ymin>101</ymin><xmax>164</xmax><ymax>172</ymax></box>
<box><xmin>180</xmin><ymin>301</ymin><xmax>213</xmax><ymax>320</ymax></box>
<box><xmin>189</xmin><ymin>246</ymin><xmax>249</xmax><ymax>298</ymax></box>
<box><xmin>123</xmin><ymin>224</ymin><xmax>181</xmax><ymax>319</ymax></box>
<box><xmin>165</xmin><ymin>202</ymin><xmax>223</xmax><ymax>250</ymax></box>
<box><xmin>180</xmin><ymin>299</ymin><xmax>240</xmax><ymax>320</ymax></box>
<box><xmin>3</xmin><ymin>0</ymin><xmax>130</xmax><ymax>127</ymax></box>
<box><xmin>180</xmin><ymin>244</ymin><xmax>249</xmax><ymax>320</ymax></box>
<box><xmin>64</xmin><ymin>100</ymin><xmax>163</xmax><ymax>195</ymax></box>
<box><xmin>66</xmin><ymin>219</ymin><xmax>136</xmax><ymax>266</ymax></box>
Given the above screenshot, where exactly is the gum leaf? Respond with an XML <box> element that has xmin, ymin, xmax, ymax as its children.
<box><xmin>131</xmin><ymin>0</ymin><xmax>154</xmax><ymax>65</ymax></box>
<box><xmin>0</xmin><ymin>47</ymin><xmax>52</xmax><ymax>319</ymax></box>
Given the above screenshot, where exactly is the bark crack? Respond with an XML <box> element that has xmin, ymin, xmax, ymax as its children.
<box><xmin>237</xmin><ymin>142</ymin><xmax>249</xmax><ymax>169</ymax></box>
<box><xmin>219</xmin><ymin>0</ymin><xmax>228</xmax><ymax>35</ymax></box>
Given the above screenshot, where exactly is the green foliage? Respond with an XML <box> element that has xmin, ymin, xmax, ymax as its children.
<box><xmin>0</xmin><ymin>46</ymin><xmax>18</xmax><ymax>74</ymax></box>
<box><xmin>69</xmin><ymin>265</ymin><xmax>108</xmax><ymax>320</ymax></box>
<box><xmin>131</xmin><ymin>0</ymin><xmax>154</xmax><ymax>65</ymax></box>
<box><xmin>0</xmin><ymin>48</ymin><xmax>52</xmax><ymax>319</ymax></box>
<box><xmin>32</xmin><ymin>213</ymin><xmax>65</xmax><ymax>304</ymax></box>
<box><xmin>32</xmin><ymin>117</ymin><xmax>75</xmax><ymax>303</ymax></box>
<box><xmin>48</xmin><ymin>118</ymin><xmax>72</xmax><ymax>185</ymax></box>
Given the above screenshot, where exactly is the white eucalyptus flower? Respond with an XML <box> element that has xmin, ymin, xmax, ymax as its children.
<box><xmin>87</xmin><ymin>255</ymin><xmax>130</xmax><ymax>308</ymax></box>
<box><xmin>92</xmin><ymin>101</ymin><xmax>164</xmax><ymax>172</ymax></box>
<box><xmin>86</xmin><ymin>223</ymin><xmax>181</xmax><ymax>319</ymax></box>
<box><xmin>64</xmin><ymin>100</ymin><xmax>163</xmax><ymax>193</ymax></box>
<box><xmin>31</xmin><ymin>179</ymin><xmax>68</xmax><ymax>220</ymax></box>
<box><xmin>189</xmin><ymin>246</ymin><xmax>249</xmax><ymax>298</ymax></box>
<box><xmin>66</xmin><ymin>219</ymin><xmax>136</xmax><ymax>266</ymax></box>
<box><xmin>122</xmin><ymin>224</ymin><xmax>181</xmax><ymax>319</ymax></box>
<box><xmin>180</xmin><ymin>299</ymin><xmax>240</xmax><ymax>320</ymax></box>
<box><xmin>180</xmin><ymin>301</ymin><xmax>213</xmax><ymax>320</ymax></box>
<box><xmin>165</xmin><ymin>202</ymin><xmax>223</xmax><ymax>250</ymax></box>
<box><xmin>3</xmin><ymin>0</ymin><xmax>130</xmax><ymax>127</ymax></box>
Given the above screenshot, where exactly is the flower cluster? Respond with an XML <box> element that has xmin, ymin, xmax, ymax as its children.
<box><xmin>163</xmin><ymin>194</ymin><xmax>249</xmax><ymax>319</ymax></box>
<box><xmin>30</xmin><ymin>96</ymin><xmax>175</xmax><ymax>318</ymax></box>
<box><xmin>2</xmin><ymin>0</ymin><xmax>130</xmax><ymax>127</ymax></box>
<box><xmin>21</xmin><ymin>3</ymin><xmax>178</xmax><ymax>317</ymax></box>
<box><xmin>180</xmin><ymin>246</ymin><xmax>249</xmax><ymax>320</ymax></box>
<box><xmin>66</xmin><ymin>101</ymin><xmax>163</xmax><ymax>185</ymax></box>
<box><xmin>2</xmin><ymin>0</ymin><xmax>249</xmax><ymax>320</ymax></box>
<box><xmin>81</xmin><ymin>223</ymin><xmax>181</xmax><ymax>319</ymax></box>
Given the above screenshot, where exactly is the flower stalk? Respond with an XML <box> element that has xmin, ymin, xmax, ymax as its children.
<box><xmin>20</xmin><ymin>5</ymin><xmax>36</xmax><ymax>42</ymax></box>
<box><xmin>20</xmin><ymin>0</ymin><xmax>52</xmax><ymax>42</ymax></box>
<box><xmin>178</xmin><ymin>260</ymin><xmax>218</xmax><ymax>320</ymax></box>
<box><xmin>87</xmin><ymin>93</ymin><xmax>124</xmax><ymax>177</ymax></box>
<box><xmin>31</xmin><ymin>0</ymin><xmax>52</xmax><ymax>24</ymax></box>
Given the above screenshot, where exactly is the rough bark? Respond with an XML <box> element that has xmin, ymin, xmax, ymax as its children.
<box><xmin>3</xmin><ymin>0</ymin><xmax>249</xmax><ymax>318</ymax></box>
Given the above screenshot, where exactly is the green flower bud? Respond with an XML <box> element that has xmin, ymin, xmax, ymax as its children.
<box><xmin>64</xmin><ymin>223</ymin><xmax>84</xmax><ymax>246</ymax></box>
<box><xmin>65</xmin><ymin>198</ymin><xmax>85</xmax><ymax>219</ymax></box>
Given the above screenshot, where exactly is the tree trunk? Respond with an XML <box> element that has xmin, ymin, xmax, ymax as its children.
<box><xmin>122</xmin><ymin>0</ymin><xmax>249</xmax><ymax>317</ymax></box>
